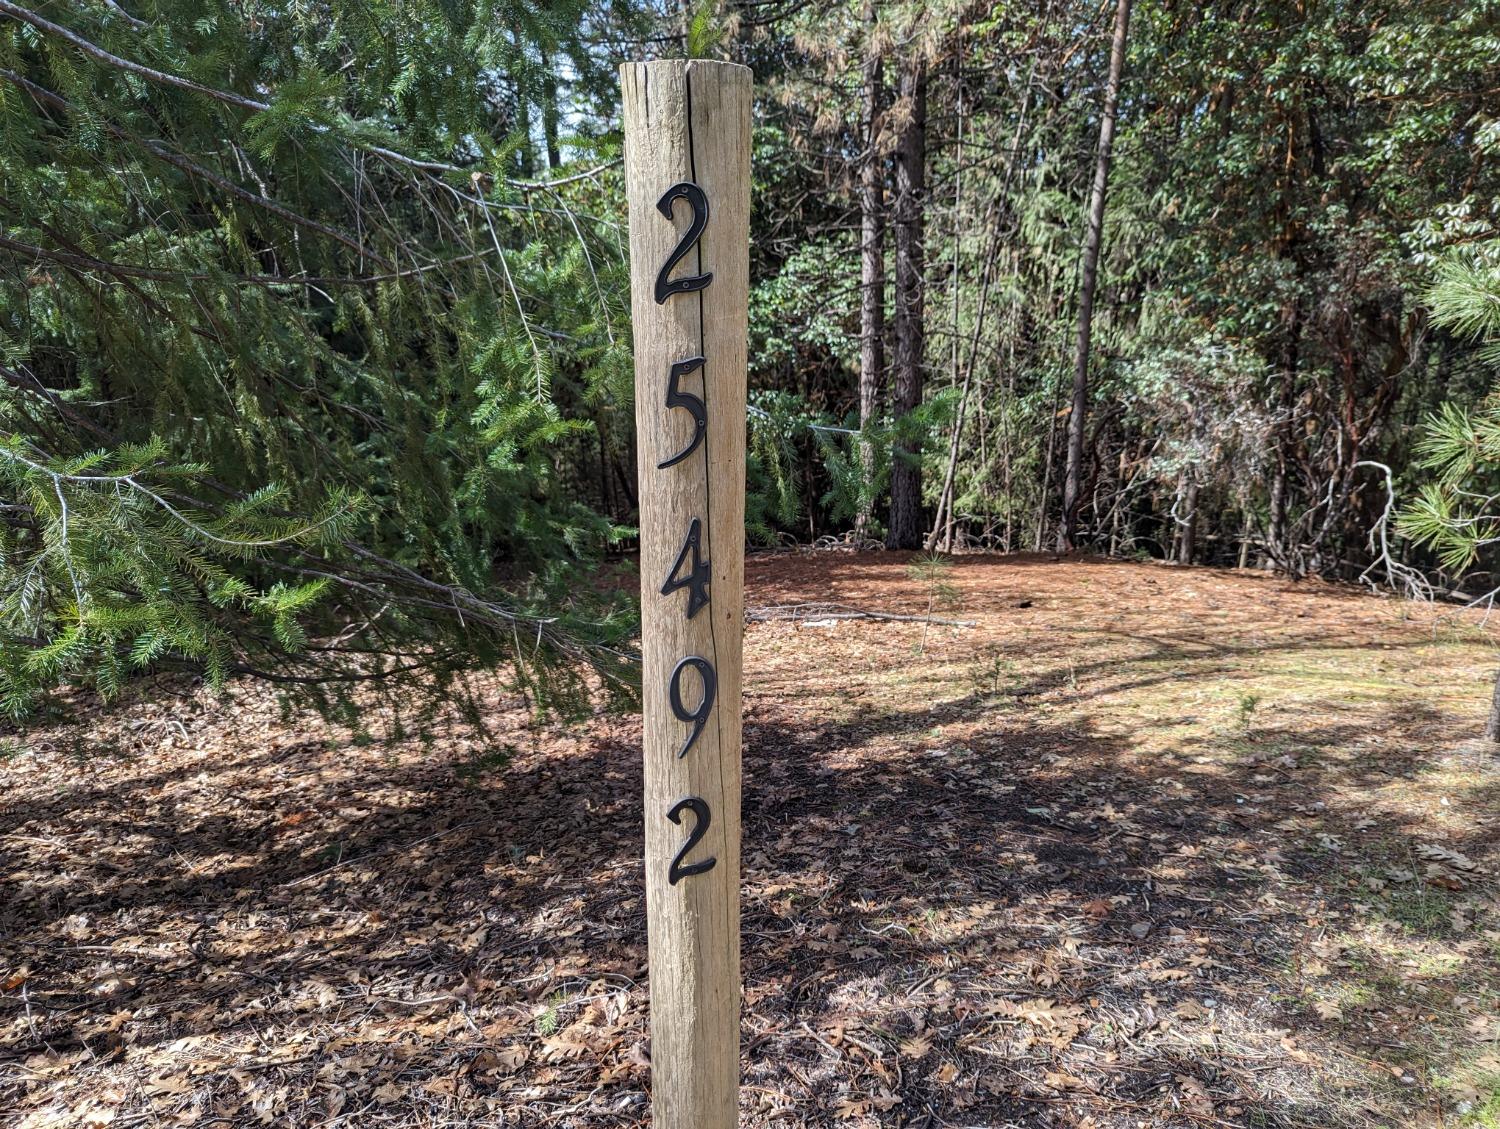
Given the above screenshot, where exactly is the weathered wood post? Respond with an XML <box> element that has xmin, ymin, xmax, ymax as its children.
<box><xmin>620</xmin><ymin>59</ymin><xmax>750</xmax><ymax>1129</ymax></box>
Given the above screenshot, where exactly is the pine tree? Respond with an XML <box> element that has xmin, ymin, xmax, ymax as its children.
<box><xmin>0</xmin><ymin>0</ymin><xmax>641</xmax><ymax>722</ymax></box>
<box><xmin>1398</xmin><ymin>253</ymin><xmax>1500</xmax><ymax>741</ymax></box>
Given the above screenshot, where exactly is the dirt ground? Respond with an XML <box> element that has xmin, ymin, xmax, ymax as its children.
<box><xmin>2</xmin><ymin>552</ymin><xmax>1499</xmax><ymax>1128</ymax></box>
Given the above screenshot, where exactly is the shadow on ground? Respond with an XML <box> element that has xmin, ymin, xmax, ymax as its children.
<box><xmin>3</xmin><ymin>553</ymin><xmax>1497</xmax><ymax>1128</ymax></box>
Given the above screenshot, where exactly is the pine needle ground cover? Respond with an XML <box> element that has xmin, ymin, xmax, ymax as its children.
<box><xmin>2</xmin><ymin>554</ymin><xmax>1499</xmax><ymax>1128</ymax></box>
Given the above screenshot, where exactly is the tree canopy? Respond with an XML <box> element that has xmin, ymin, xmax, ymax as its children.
<box><xmin>4</xmin><ymin>0</ymin><xmax>1500</xmax><ymax>718</ymax></box>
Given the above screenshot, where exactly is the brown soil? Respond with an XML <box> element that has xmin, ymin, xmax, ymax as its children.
<box><xmin>3</xmin><ymin>552</ymin><xmax>1498</xmax><ymax>1128</ymax></box>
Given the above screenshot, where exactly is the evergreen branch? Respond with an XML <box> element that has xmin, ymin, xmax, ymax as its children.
<box><xmin>0</xmin><ymin>446</ymin><xmax>350</xmax><ymax>550</ymax></box>
<box><xmin>0</xmin><ymin>4</ymin><xmax>619</xmax><ymax>190</ymax></box>
<box><xmin>0</xmin><ymin>230</ymin><xmax>495</xmax><ymax>290</ymax></box>
<box><xmin>0</xmin><ymin>0</ymin><xmax>268</xmax><ymax>112</ymax></box>
<box><xmin>0</xmin><ymin>68</ymin><xmax>394</xmax><ymax>269</ymax></box>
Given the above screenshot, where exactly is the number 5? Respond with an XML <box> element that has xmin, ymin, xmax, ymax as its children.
<box><xmin>658</xmin><ymin>356</ymin><xmax>707</xmax><ymax>469</ymax></box>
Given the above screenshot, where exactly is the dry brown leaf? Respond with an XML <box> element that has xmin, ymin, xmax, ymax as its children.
<box><xmin>1416</xmin><ymin>844</ymin><xmax>1482</xmax><ymax>872</ymax></box>
<box><xmin>1176</xmin><ymin>1073</ymin><xmax>1214</xmax><ymax>1114</ymax></box>
<box><xmin>898</xmin><ymin>1034</ymin><xmax>931</xmax><ymax>1060</ymax></box>
<box><xmin>1465</xmin><ymin>1014</ymin><xmax>1499</xmax><ymax>1041</ymax></box>
<box><xmin>1043</xmin><ymin>1070</ymin><xmax>1086</xmax><ymax>1090</ymax></box>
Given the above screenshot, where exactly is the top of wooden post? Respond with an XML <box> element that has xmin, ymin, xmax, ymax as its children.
<box><xmin>618</xmin><ymin>58</ymin><xmax>752</xmax><ymax>80</ymax></box>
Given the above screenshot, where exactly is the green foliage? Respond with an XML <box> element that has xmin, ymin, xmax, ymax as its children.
<box><xmin>905</xmin><ymin>552</ymin><xmax>958</xmax><ymax>606</ymax></box>
<box><xmin>819</xmin><ymin>419</ymin><xmax>894</xmax><ymax>531</ymax></box>
<box><xmin>1427</xmin><ymin>256</ymin><xmax>1500</xmax><ymax>367</ymax></box>
<box><xmin>0</xmin><ymin>0</ymin><xmax>642</xmax><ymax>721</ymax></box>
<box><xmin>0</xmin><ymin>437</ymin><xmax>354</xmax><ymax>716</ymax></box>
<box><xmin>1399</xmin><ymin>255</ymin><xmax>1500</xmax><ymax>575</ymax></box>
<box><xmin>905</xmin><ymin>551</ymin><xmax>960</xmax><ymax>654</ymax></box>
<box><xmin>685</xmin><ymin>0</ymin><xmax>731</xmax><ymax>60</ymax></box>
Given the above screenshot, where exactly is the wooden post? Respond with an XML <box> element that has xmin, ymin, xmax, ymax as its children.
<box><xmin>621</xmin><ymin>59</ymin><xmax>750</xmax><ymax>1129</ymax></box>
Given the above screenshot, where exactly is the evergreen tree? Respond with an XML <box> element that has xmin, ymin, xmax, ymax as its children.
<box><xmin>0</xmin><ymin>0</ymin><xmax>640</xmax><ymax>721</ymax></box>
<box><xmin>1399</xmin><ymin>252</ymin><xmax>1500</xmax><ymax>741</ymax></box>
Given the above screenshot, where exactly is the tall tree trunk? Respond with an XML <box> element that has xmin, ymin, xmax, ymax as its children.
<box><xmin>1485</xmin><ymin>668</ymin><xmax>1500</xmax><ymax>743</ymax></box>
<box><xmin>541</xmin><ymin>51</ymin><xmax>562</xmax><ymax>171</ymax></box>
<box><xmin>1176</xmin><ymin>470</ymin><xmax>1198</xmax><ymax>565</ymax></box>
<box><xmin>930</xmin><ymin>57</ymin><xmax>975</xmax><ymax>552</ymax></box>
<box><xmin>855</xmin><ymin>0</ymin><xmax>884</xmax><ymax>542</ymax></box>
<box><xmin>1058</xmin><ymin>0</ymin><xmax>1132</xmax><ymax>552</ymax></box>
<box><xmin>1267</xmin><ymin>298</ymin><xmax>1302</xmax><ymax>571</ymax></box>
<box><xmin>886</xmin><ymin>61</ymin><xmax>927</xmax><ymax>551</ymax></box>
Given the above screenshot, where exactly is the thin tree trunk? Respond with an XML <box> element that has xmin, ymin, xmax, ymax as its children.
<box><xmin>887</xmin><ymin>61</ymin><xmax>927</xmax><ymax>551</ymax></box>
<box><xmin>855</xmin><ymin>0</ymin><xmax>884</xmax><ymax>542</ymax></box>
<box><xmin>541</xmin><ymin>51</ymin><xmax>562</xmax><ymax>171</ymax></box>
<box><xmin>1485</xmin><ymin>669</ymin><xmax>1500</xmax><ymax>743</ymax></box>
<box><xmin>1034</xmin><ymin>369</ymin><xmax>1063</xmax><ymax>551</ymax></box>
<box><xmin>1176</xmin><ymin>470</ymin><xmax>1199</xmax><ymax>565</ymax></box>
<box><xmin>1268</xmin><ymin>297</ymin><xmax>1302</xmax><ymax>570</ymax></box>
<box><xmin>931</xmin><ymin>366</ymin><xmax>974</xmax><ymax>551</ymax></box>
<box><xmin>1058</xmin><ymin>0</ymin><xmax>1132</xmax><ymax>552</ymax></box>
<box><xmin>931</xmin><ymin>52</ymin><xmax>965</xmax><ymax>552</ymax></box>
<box><xmin>1107</xmin><ymin>445</ymin><xmax>1127</xmax><ymax>554</ymax></box>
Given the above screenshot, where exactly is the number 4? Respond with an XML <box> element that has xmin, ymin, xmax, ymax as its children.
<box><xmin>662</xmin><ymin>517</ymin><xmax>710</xmax><ymax>619</ymax></box>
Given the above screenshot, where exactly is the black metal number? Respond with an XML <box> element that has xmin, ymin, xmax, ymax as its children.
<box><xmin>669</xmin><ymin>655</ymin><xmax>716</xmax><ymax>759</ymax></box>
<box><xmin>662</xmin><ymin>518</ymin><xmax>711</xmax><ymax>619</ymax></box>
<box><xmin>658</xmin><ymin>355</ymin><xmax>707</xmax><ymax>469</ymax></box>
<box><xmin>666</xmin><ymin>796</ymin><xmax>717</xmax><ymax>885</ymax></box>
<box><xmin>653</xmin><ymin>182</ymin><xmax>712</xmax><ymax>303</ymax></box>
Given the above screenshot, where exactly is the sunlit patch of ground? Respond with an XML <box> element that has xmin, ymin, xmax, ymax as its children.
<box><xmin>2</xmin><ymin>552</ymin><xmax>1498</xmax><ymax>1127</ymax></box>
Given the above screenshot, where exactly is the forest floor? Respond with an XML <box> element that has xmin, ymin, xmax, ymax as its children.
<box><xmin>2</xmin><ymin>552</ymin><xmax>1500</xmax><ymax>1129</ymax></box>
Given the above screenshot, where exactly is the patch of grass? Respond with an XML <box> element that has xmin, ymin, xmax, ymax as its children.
<box><xmin>1462</xmin><ymin>1078</ymin><xmax>1500</xmax><ymax>1127</ymax></box>
<box><xmin>1437</xmin><ymin>1065</ymin><xmax>1500</xmax><ymax>1126</ymax></box>
<box><xmin>1383</xmin><ymin>883</ymin><xmax>1458</xmax><ymax>937</ymax></box>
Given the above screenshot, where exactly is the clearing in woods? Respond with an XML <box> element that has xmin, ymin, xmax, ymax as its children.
<box><xmin>2</xmin><ymin>553</ymin><xmax>1499</xmax><ymax>1128</ymax></box>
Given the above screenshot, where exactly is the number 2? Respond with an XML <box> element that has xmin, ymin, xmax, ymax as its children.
<box><xmin>666</xmin><ymin>796</ymin><xmax>716</xmax><ymax>885</ymax></box>
<box><xmin>654</xmin><ymin>182</ymin><xmax>711</xmax><ymax>303</ymax></box>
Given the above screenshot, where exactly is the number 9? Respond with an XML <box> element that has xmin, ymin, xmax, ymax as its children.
<box><xmin>669</xmin><ymin>655</ymin><xmax>717</xmax><ymax>759</ymax></box>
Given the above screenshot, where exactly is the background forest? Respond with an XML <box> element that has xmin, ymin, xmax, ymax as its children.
<box><xmin>3</xmin><ymin>0</ymin><xmax>1500</xmax><ymax>711</ymax></box>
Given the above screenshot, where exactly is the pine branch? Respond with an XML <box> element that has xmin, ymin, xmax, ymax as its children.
<box><xmin>0</xmin><ymin>4</ymin><xmax>619</xmax><ymax>189</ymax></box>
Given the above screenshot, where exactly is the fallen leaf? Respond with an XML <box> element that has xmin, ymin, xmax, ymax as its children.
<box><xmin>898</xmin><ymin>1034</ymin><xmax>931</xmax><ymax>1060</ymax></box>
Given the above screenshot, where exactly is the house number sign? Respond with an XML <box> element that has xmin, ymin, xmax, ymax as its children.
<box><xmin>654</xmin><ymin>176</ymin><xmax>718</xmax><ymax>883</ymax></box>
<box><xmin>620</xmin><ymin>59</ymin><xmax>749</xmax><ymax>1129</ymax></box>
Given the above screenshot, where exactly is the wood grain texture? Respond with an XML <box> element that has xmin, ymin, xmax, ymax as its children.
<box><xmin>620</xmin><ymin>58</ymin><xmax>750</xmax><ymax>1129</ymax></box>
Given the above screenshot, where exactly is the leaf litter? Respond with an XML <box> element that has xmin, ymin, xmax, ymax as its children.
<box><xmin>2</xmin><ymin>552</ymin><xmax>1498</xmax><ymax>1127</ymax></box>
